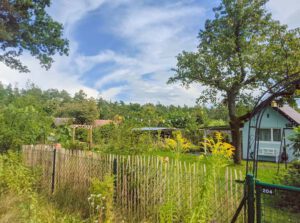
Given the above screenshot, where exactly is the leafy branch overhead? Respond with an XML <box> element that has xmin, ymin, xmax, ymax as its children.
<box><xmin>0</xmin><ymin>0</ymin><xmax>69</xmax><ymax>72</ymax></box>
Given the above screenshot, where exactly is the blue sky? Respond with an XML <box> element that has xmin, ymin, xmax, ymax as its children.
<box><xmin>0</xmin><ymin>0</ymin><xmax>299</xmax><ymax>105</ymax></box>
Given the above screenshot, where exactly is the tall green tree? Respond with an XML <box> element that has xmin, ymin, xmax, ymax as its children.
<box><xmin>0</xmin><ymin>105</ymin><xmax>52</xmax><ymax>151</ymax></box>
<box><xmin>0</xmin><ymin>0</ymin><xmax>69</xmax><ymax>72</ymax></box>
<box><xmin>169</xmin><ymin>0</ymin><xmax>300</xmax><ymax>163</ymax></box>
<box><xmin>57</xmin><ymin>100</ymin><xmax>99</xmax><ymax>124</ymax></box>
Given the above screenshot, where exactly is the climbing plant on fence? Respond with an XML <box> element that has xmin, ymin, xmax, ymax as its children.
<box><xmin>22</xmin><ymin>145</ymin><xmax>244</xmax><ymax>222</ymax></box>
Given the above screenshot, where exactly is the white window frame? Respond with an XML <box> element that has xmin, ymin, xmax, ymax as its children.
<box><xmin>259</xmin><ymin>128</ymin><xmax>281</xmax><ymax>143</ymax></box>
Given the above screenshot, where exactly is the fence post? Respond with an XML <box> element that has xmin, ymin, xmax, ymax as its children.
<box><xmin>113</xmin><ymin>158</ymin><xmax>117</xmax><ymax>201</ymax></box>
<box><xmin>256</xmin><ymin>182</ymin><xmax>262</xmax><ymax>223</ymax></box>
<box><xmin>51</xmin><ymin>147</ymin><xmax>57</xmax><ymax>194</ymax></box>
<box><xmin>246</xmin><ymin>174</ymin><xmax>255</xmax><ymax>223</ymax></box>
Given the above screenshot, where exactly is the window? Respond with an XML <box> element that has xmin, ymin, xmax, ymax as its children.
<box><xmin>273</xmin><ymin>129</ymin><xmax>281</xmax><ymax>141</ymax></box>
<box><xmin>259</xmin><ymin>129</ymin><xmax>271</xmax><ymax>141</ymax></box>
<box><xmin>258</xmin><ymin>128</ymin><xmax>281</xmax><ymax>142</ymax></box>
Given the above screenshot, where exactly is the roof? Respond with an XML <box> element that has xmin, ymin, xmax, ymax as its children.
<box><xmin>132</xmin><ymin>127</ymin><xmax>177</xmax><ymax>131</ymax></box>
<box><xmin>93</xmin><ymin>119</ymin><xmax>113</xmax><ymax>127</ymax></box>
<box><xmin>200</xmin><ymin>125</ymin><xmax>230</xmax><ymax>130</ymax></box>
<box><xmin>53</xmin><ymin>118</ymin><xmax>74</xmax><ymax>126</ymax></box>
<box><xmin>273</xmin><ymin>105</ymin><xmax>300</xmax><ymax>125</ymax></box>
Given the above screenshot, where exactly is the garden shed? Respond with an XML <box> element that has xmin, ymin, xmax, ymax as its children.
<box><xmin>242</xmin><ymin>104</ymin><xmax>300</xmax><ymax>162</ymax></box>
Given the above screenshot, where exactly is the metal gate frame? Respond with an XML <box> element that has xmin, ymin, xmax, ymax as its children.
<box><xmin>231</xmin><ymin>174</ymin><xmax>300</xmax><ymax>223</ymax></box>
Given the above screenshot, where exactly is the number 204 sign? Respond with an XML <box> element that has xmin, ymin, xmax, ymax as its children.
<box><xmin>261</xmin><ymin>187</ymin><xmax>275</xmax><ymax>195</ymax></box>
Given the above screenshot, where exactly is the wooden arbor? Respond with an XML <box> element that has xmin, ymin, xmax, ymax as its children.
<box><xmin>71</xmin><ymin>124</ymin><xmax>93</xmax><ymax>148</ymax></box>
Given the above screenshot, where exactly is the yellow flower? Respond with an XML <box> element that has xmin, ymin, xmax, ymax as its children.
<box><xmin>164</xmin><ymin>131</ymin><xmax>193</xmax><ymax>151</ymax></box>
<box><xmin>200</xmin><ymin>132</ymin><xmax>235</xmax><ymax>158</ymax></box>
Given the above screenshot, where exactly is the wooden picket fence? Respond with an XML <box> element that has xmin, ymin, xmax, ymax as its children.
<box><xmin>22</xmin><ymin>145</ymin><xmax>245</xmax><ymax>223</ymax></box>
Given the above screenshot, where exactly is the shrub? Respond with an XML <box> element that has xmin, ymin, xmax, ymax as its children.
<box><xmin>89</xmin><ymin>175</ymin><xmax>115</xmax><ymax>223</ymax></box>
<box><xmin>200</xmin><ymin>132</ymin><xmax>235</xmax><ymax>160</ymax></box>
<box><xmin>0</xmin><ymin>151</ymin><xmax>82</xmax><ymax>223</ymax></box>
<box><xmin>278</xmin><ymin>161</ymin><xmax>300</xmax><ymax>212</ymax></box>
<box><xmin>289</xmin><ymin>126</ymin><xmax>300</xmax><ymax>158</ymax></box>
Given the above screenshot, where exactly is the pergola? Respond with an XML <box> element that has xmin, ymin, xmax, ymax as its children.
<box><xmin>70</xmin><ymin>124</ymin><xmax>93</xmax><ymax>148</ymax></box>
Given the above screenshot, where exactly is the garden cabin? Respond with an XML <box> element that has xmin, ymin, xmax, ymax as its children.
<box><xmin>242</xmin><ymin>105</ymin><xmax>300</xmax><ymax>162</ymax></box>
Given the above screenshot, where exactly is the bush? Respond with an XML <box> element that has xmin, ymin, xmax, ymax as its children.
<box><xmin>289</xmin><ymin>127</ymin><xmax>300</xmax><ymax>158</ymax></box>
<box><xmin>0</xmin><ymin>151</ymin><xmax>82</xmax><ymax>223</ymax></box>
<box><xmin>89</xmin><ymin>175</ymin><xmax>115</xmax><ymax>223</ymax></box>
<box><xmin>278</xmin><ymin>161</ymin><xmax>300</xmax><ymax>212</ymax></box>
<box><xmin>200</xmin><ymin>132</ymin><xmax>235</xmax><ymax>160</ymax></box>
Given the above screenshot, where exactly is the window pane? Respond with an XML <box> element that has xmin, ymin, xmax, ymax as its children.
<box><xmin>273</xmin><ymin>129</ymin><xmax>281</xmax><ymax>141</ymax></box>
<box><xmin>259</xmin><ymin>129</ymin><xmax>271</xmax><ymax>141</ymax></box>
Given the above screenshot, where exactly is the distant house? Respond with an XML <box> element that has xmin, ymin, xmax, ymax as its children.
<box><xmin>53</xmin><ymin>117</ymin><xmax>74</xmax><ymax>126</ymax></box>
<box><xmin>93</xmin><ymin>119</ymin><xmax>113</xmax><ymax>127</ymax></box>
<box><xmin>242</xmin><ymin>105</ymin><xmax>300</xmax><ymax>162</ymax></box>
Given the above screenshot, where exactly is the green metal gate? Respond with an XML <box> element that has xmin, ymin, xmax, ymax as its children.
<box><xmin>232</xmin><ymin>174</ymin><xmax>300</xmax><ymax>223</ymax></box>
<box><xmin>255</xmin><ymin>179</ymin><xmax>300</xmax><ymax>222</ymax></box>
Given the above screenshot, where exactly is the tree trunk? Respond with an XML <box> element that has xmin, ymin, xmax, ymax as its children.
<box><xmin>230</xmin><ymin>119</ymin><xmax>242</xmax><ymax>164</ymax></box>
<box><xmin>227</xmin><ymin>92</ymin><xmax>242</xmax><ymax>164</ymax></box>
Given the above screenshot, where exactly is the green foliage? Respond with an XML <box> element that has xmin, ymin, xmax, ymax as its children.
<box><xmin>0</xmin><ymin>104</ymin><xmax>52</xmax><ymax>152</ymax></box>
<box><xmin>0</xmin><ymin>82</ymin><xmax>230</xmax><ymax>155</ymax></box>
<box><xmin>89</xmin><ymin>175</ymin><xmax>115</xmax><ymax>223</ymax></box>
<box><xmin>93</xmin><ymin>122</ymin><xmax>152</xmax><ymax>154</ymax></box>
<box><xmin>170</xmin><ymin>0</ymin><xmax>300</xmax><ymax>103</ymax></box>
<box><xmin>0</xmin><ymin>151</ymin><xmax>36</xmax><ymax>194</ymax></box>
<box><xmin>57</xmin><ymin>100</ymin><xmax>99</xmax><ymax>124</ymax></box>
<box><xmin>52</xmin><ymin>125</ymin><xmax>72</xmax><ymax>145</ymax></box>
<box><xmin>0</xmin><ymin>0</ymin><xmax>69</xmax><ymax>72</ymax></box>
<box><xmin>289</xmin><ymin>126</ymin><xmax>300</xmax><ymax>157</ymax></box>
<box><xmin>200</xmin><ymin>132</ymin><xmax>235</xmax><ymax>159</ymax></box>
<box><xmin>0</xmin><ymin>151</ymin><xmax>81</xmax><ymax>222</ymax></box>
<box><xmin>278</xmin><ymin>161</ymin><xmax>300</xmax><ymax>212</ymax></box>
<box><xmin>164</xmin><ymin>131</ymin><xmax>195</xmax><ymax>157</ymax></box>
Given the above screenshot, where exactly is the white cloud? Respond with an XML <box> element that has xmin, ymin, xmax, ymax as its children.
<box><xmin>267</xmin><ymin>0</ymin><xmax>300</xmax><ymax>29</ymax></box>
<box><xmin>48</xmin><ymin>0</ymin><xmax>107</xmax><ymax>32</ymax></box>
<box><xmin>87</xmin><ymin>2</ymin><xmax>205</xmax><ymax>105</ymax></box>
<box><xmin>0</xmin><ymin>54</ymin><xmax>99</xmax><ymax>98</ymax></box>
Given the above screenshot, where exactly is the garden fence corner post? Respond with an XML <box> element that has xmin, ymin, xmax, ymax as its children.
<box><xmin>246</xmin><ymin>174</ymin><xmax>255</xmax><ymax>223</ymax></box>
<box><xmin>51</xmin><ymin>147</ymin><xmax>57</xmax><ymax>194</ymax></box>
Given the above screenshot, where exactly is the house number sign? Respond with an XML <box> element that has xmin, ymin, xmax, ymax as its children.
<box><xmin>261</xmin><ymin>187</ymin><xmax>275</xmax><ymax>195</ymax></box>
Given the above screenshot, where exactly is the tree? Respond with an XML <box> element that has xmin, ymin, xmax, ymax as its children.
<box><xmin>0</xmin><ymin>0</ymin><xmax>69</xmax><ymax>72</ymax></box>
<box><xmin>74</xmin><ymin>90</ymin><xmax>87</xmax><ymax>102</ymax></box>
<box><xmin>169</xmin><ymin>0</ymin><xmax>300</xmax><ymax>163</ymax></box>
<box><xmin>0</xmin><ymin>105</ymin><xmax>52</xmax><ymax>152</ymax></box>
<box><xmin>58</xmin><ymin>100</ymin><xmax>99</xmax><ymax>124</ymax></box>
